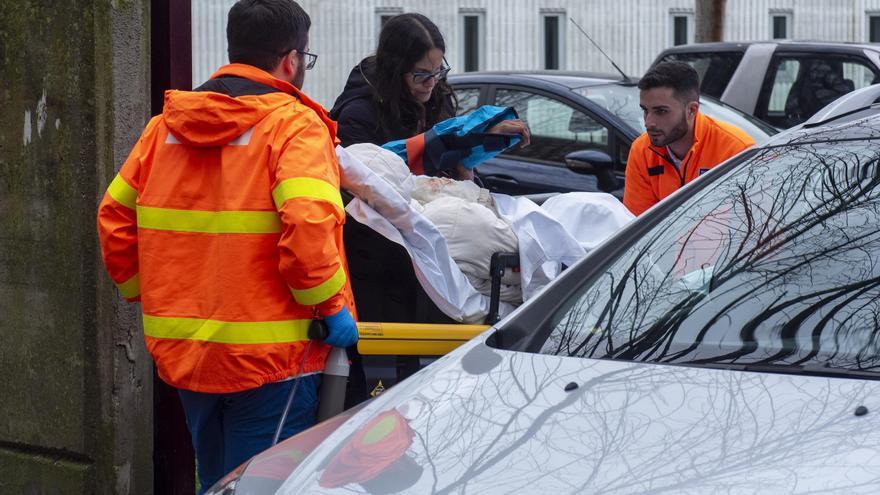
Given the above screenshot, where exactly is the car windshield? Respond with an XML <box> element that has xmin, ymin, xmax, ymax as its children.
<box><xmin>659</xmin><ymin>51</ymin><xmax>745</xmax><ymax>98</ymax></box>
<box><xmin>575</xmin><ymin>83</ymin><xmax>778</xmax><ymax>143</ymax></box>
<box><xmin>532</xmin><ymin>137</ymin><xmax>880</xmax><ymax>373</ymax></box>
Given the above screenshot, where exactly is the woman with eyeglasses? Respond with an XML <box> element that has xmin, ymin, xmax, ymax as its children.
<box><xmin>330</xmin><ymin>13</ymin><xmax>528</xmax><ymax>180</ymax></box>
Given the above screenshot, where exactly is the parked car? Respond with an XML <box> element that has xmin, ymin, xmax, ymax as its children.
<box><xmin>653</xmin><ymin>41</ymin><xmax>880</xmax><ymax>129</ymax></box>
<box><xmin>801</xmin><ymin>82</ymin><xmax>880</xmax><ymax>128</ymax></box>
<box><xmin>447</xmin><ymin>71</ymin><xmax>776</xmax><ymax>197</ymax></box>
<box><xmin>207</xmin><ymin>95</ymin><xmax>880</xmax><ymax>495</ymax></box>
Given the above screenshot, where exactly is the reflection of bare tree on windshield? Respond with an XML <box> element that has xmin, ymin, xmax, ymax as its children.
<box><xmin>307</xmin><ymin>350</ymin><xmax>880</xmax><ymax>494</ymax></box>
<box><xmin>545</xmin><ymin>141</ymin><xmax>880</xmax><ymax>371</ymax></box>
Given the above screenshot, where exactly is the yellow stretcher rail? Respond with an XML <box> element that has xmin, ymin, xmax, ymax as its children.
<box><xmin>357</xmin><ymin>322</ymin><xmax>491</xmax><ymax>356</ymax></box>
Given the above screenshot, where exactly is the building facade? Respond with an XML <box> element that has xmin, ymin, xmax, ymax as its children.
<box><xmin>193</xmin><ymin>0</ymin><xmax>880</xmax><ymax>107</ymax></box>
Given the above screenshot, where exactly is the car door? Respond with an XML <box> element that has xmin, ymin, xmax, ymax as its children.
<box><xmin>467</xmin><ymin>85</ymin><xmax>613</xmax><ymax>195</ymax></box>
<box><xmin>754</xmin><ymin>52</ymin><xmax>880</xmax><ymax>128</ymax></box>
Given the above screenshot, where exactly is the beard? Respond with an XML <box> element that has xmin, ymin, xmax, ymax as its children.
<box><xmin>292</xmin><ymin>63</ymin><xmax>306</xmax><ymax>89</ymax></box>
<box><xmin>648</xmin><ymin>114</ymin><xmax>689</xmax><ymax>148</ymax></box>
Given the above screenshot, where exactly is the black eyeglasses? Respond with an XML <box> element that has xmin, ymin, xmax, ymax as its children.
<box><xmin>409</xmin><ymin>59</ymin><xmax>452</xmax><ymax>86</ymax></box>
<box><xmin>280</xmin><ymin>48</ymin><xmax>318</xmax><ymax>70</ymax></box>
<box><xmin>299</xmin><ymin>50</ymin><xmax>318</xmax><ymax>70</ymax></box>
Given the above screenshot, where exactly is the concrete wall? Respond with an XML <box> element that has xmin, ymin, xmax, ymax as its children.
<box><xmin>0</xmin><ymin>0</ymin><xmax>153</xmax><ymax>493</ymax></box>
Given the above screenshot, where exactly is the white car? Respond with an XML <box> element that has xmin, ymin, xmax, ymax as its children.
<box><xmin>208</xmin><ymin>107</ymin><xmax>880</xmax><ymax>495</ymax></box>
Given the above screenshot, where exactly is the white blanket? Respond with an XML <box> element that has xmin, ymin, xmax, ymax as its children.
<box><xmin>541</xmin><ymin>192</ymin><xmax>636</xmax><ymax>251</ymax></box>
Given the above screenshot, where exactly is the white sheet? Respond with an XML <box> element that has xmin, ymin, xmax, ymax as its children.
<box><xmin>541</xmin><ymin>192</ymin><xmax>636</xmax><ymax>251</ymax></box>
<box><xmin>338</xmin><ymin>146</ymin><xmax>514</xmax><ymax>324</ymax></box>
<box><xmin>491</xmin><ymin>194</ymin><xmax>588</xmax><ymax>301</ymax></box>
<box><xmin>337</xmin><ymin>146</ymin><xmax>634</xmax><ymax>322</ymax></box>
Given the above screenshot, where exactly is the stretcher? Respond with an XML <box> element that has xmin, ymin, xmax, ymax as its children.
<box><xmin>337</xmin><ymin>143</ymin><xmax>612</xmax><ymax>401</ymax></box>
<box><xmin>343</xmin><ymin>195</ymin><xmax>525</xmax><ymax>400</ymax></box>
<box><xmin>354</xmin><ymin>252</ymin><xmax>518</xmax><ymax>356</ymax></box>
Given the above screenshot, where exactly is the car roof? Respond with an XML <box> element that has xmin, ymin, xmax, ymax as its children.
<box><xmin>659</xmin><ymin>40</ymin><xmax>880</xmax><ymax>55</ymax></box>
<box><xmin>448</xmin><ymin>71</ymin><xmax>632</xmax><ymax>90</ymax></box>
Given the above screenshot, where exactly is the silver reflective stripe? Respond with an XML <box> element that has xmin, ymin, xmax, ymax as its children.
<box><xmin>164</xmin><ymin>129</ymin><xmax>253</xmax><ymax>145</ymax></box>
<box><xmin>229</xmin><ymin>128</ymin><xmax>254</xmax><ymax>146</ymax></box>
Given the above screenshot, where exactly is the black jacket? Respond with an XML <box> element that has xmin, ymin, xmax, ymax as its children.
<box><xmin>329</xmin><ymin>58</ymin><xmax>390</xmax><ymax>147</ymax></box>
<box><xmin>329</xmin><ymin>57</ymin><xmax>455</xmax><ymax>148</ymax></box>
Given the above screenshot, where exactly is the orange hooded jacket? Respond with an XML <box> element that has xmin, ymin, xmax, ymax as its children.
<box><xmin>623</xmin><ymin>112</ymin><xmax>755</xmax><ymax>216</ymax></box>
<box><xmin>97</xmin><ymin>64</ymin><xmax>356</xmax><ymax>393</ymax></box>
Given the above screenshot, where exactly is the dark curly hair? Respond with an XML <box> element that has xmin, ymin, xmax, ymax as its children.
<box><xmin>373</xmin><ymin>13</ymin><xmax>457</xmax><ymax>139</ymax></box>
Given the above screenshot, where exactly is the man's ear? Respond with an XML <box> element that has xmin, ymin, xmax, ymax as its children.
<box><xmin>286</xmin><ymin>50</ymin><xmax>300</xmax><ymax>75</ymax></box>
<box><xmin>275</xmin><ymin>49</ymin><xmax>298</xmax><ymax>77</ymax></box>
<box><xmin>687</xmin><ymin>100</ymin><xmax>700</xmax><ymax>118</ymax></box>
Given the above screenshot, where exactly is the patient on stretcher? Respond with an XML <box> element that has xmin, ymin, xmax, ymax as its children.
<box><xmin>338</xmin><ymin>143</ymin><xmax>634</xmax><ymax>323</ymax></box>
<box><xmin>345</xmin><ymin>143</ymin><xmax>523</xmax><ymax>304</ymax></box>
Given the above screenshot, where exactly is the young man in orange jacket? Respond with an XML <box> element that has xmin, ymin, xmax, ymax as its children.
<box><xmin>96</xmin><ymin>1</ymin><xmax>357</xmax><ymax>491</ymax></box>
<box><xmin>624</xmin><ymin>61</ymin><xmax>755</xmax><ymax>216</ymax></box>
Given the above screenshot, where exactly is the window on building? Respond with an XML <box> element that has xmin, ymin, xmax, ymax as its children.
<box><xmin>674</xmin><ymin>17</ymin><xmax>688</xmax><ymax>45</ymax></box>
<box><xmin>375</xmin><ymin>8</ymin><xmax>403</xmax><ymax>40</ymax></box>
<box><xmin>670</xmin><ymin>12</ymin><xmax>693</xmax><ymax>46</ymax></box>
<box><xmin>461</xmin><ymin>11</ymin><xmax>485</xmax><ymax>72</ymax></box>
<box><xmin>770</xmin><ymin>13</ymin><xmax>792</xmax><ymax>39</ymax></box>
<box><xmin>869</xmin><ymin>14</ymin><xmax>880</xmax><ymax>43</ymax></box>
<box><xmin>542</xmin><ymin>14</ymin><xmax>564</xmax><ymax>70</ymax></box>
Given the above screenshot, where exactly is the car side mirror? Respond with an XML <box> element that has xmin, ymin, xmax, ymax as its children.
<box><xmin>564</xmin><ymin>150</ymin><xmax>619</xmax><ymax>192</ymax></box>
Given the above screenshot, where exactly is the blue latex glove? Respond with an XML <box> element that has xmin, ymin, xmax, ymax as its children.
<box><xmin>323</xmin><ymin>306</ymin><xmax>358</xmax><ymax>348</ymax></box>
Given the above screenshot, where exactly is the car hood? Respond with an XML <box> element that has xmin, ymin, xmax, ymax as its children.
<box><xmin>245</xmin><ymin>336</ymin><xmax>880</xmax><ymax>494</ymax></box>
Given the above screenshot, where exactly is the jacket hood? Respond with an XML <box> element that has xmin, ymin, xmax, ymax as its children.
<box><xmin>329</xmin><ymin>57</ymin><xmax>377</xmax><ymax>120</ymax></box>
<box><xmin>162</xmin><ymin>90</ymin><xmax>290</xmax><ymax>147</ymax></box>
<box><xmin>163</xmin><ymin>63</ymin><xmax>338</xmax><ymax>147</ymax></box>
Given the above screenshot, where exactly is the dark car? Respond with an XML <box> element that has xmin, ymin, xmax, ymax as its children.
<box><xmin>448</xmin><ymin>71</ymin><xmax>776</xmax><ymax>197</ymax></box>
<box><xmin>207</xmin><ymin>101</ymin><xmax>880</xmax><ymax>495</ymax></box>
<box><xmin>653</xmin><ymin>41</ymin><xmax>880</xmax><ymax>128</ymax></box>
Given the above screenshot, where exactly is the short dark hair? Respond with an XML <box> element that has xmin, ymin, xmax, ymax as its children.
<box><xmin>639</xmin><ymin>61</ymin><xmax>700</xmax><ymax>103</ymax></box>
<box><xmin>227</xmin><ymin>0</ymin><xmax>311</xmax><ymax>72</ymax></box>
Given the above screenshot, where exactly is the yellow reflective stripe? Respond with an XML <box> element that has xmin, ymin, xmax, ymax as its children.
<box><xmin>107</xmin><ymin>174</ymin><xmax>137</xmax><ymax>209</ymax></box>
<box><xmin>272</xmin><ymin>177</ymin><xmax>343</xmax><ymax>211</ymax></box>
<box><xmin>290</xmin><ymin>266</ymin><xmax>346</xmax><ymax>306</ymax></box>
<box><xmin>136</xmin><ymin>206</ymin><xmax>281</xmax><ymax>234</ymax></box>
<box><xmin>116</xmin><ymin>273</ymin><xmax>140</xmax><ymax>299</ymax></box>
<box><xmin>142</xmin><ymin>315</ymin><xmax>311</xmax><ymax>344</ymax></box>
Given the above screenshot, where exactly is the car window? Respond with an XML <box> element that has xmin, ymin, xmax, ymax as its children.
<box><xmin>659</xmin><ymin>51</ymin><xmax>745</xmax><ymax>98</ymax></box>
<box><xmin>616</xmin><ymin>139</ymin><xmax>630</xmax><ymax>170</ymax></box>
<box><xmin>527</xmin><ymin>140</ymin><xmax>880</xmax><ymax>373</ymax></box>
<box><xmin>454</xmin><ymin>87</ymin><xmax>481</xmax><ymax>116</ymax></box>
<box><xmin>759</xmin><ymin>55</ymin><xmax>880</xmax><ymax>128</ymax></box>
<box><xmin>575</xmin><ymin>84</ymin><xmax>643</xmax><ymax>132</ymax></box>
<box><xmin>766</xmin><ymin>59</ymin><xmax>800</xmax><ymax>116</ymax></box>
<box><xmin>576</xmin><ymin>83</ymin><xmax>775</xmax><ymax>144</ymax></box>
<box><xmin>495</xmin><ymin>88</ymin><xmax>609</xmax><ymax>164</ymax></box>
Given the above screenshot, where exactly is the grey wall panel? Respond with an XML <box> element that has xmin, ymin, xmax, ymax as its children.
<box><xmin>192</xmin><ymin>0</ymin><xmax>880</xmax><ymax>107</ymax></box>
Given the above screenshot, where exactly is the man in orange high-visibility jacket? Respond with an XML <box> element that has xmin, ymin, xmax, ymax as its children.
<box><xmin>96</xmin><ymin>1</ymin><xmax>356</xmax><ymax>491</ymax></box>
<box><xmin>624</xmin><ymin>61</ymin><xmax>755</xmax><ymax>216</ymax></box>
